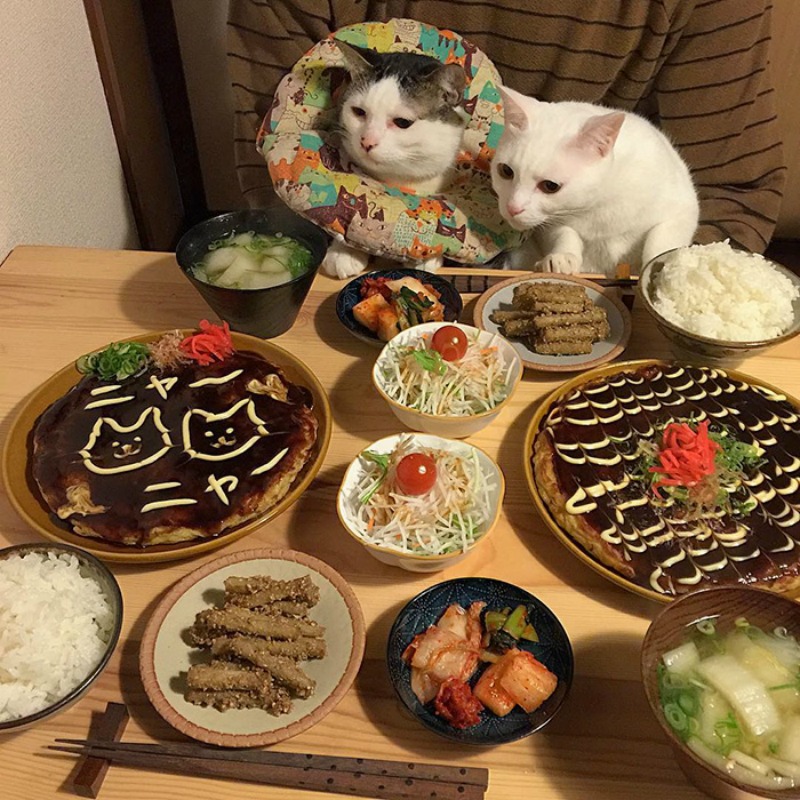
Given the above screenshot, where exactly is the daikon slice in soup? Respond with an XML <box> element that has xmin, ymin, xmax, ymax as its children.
<box><xmin>192</xmin><ymin>231</ymin><xmax>314</xmax><ymax>290</ymax></box>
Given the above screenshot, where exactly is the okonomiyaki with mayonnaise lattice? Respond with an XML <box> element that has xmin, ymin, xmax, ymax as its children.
<box><xmin>31</xmin><ymin>323</ymin><xmax>318</xmax><ymax>546</ymax></box>
<box><xmin>532</xmin><ymin>363</ymin><xmax>800</xmax><ymax>597</ymax></box>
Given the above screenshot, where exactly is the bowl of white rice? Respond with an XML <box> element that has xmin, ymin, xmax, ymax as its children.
<box><xmin>639</xmin><ymin>241</ymin><xmax>800</xmax><ymax>364</ymax></box>
<box><xmin>0</xmin><ymin>543</ymin><xmax>122</xmax><ymax>732</ymax></box>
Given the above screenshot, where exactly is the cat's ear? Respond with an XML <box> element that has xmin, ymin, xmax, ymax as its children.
<box><xmin>434</xmin><ymin>64</ymin><xmax>467</xmax><ymax>107</ymax></box>
<box><xmin>498</xmin><ymin>87</ymin><xmax>530</xmax><ymax>132</ymax></box>
<box><xmin>334</xmin><ymin>40</ymin><xmax>377</xmax><ymax>77</ymax></box>
<box><xmin>573</xmin><ymin>111</ymin><xmax>625</xmax><ymax>158</ymax></box>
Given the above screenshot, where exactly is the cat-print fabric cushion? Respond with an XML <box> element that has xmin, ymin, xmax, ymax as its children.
<box><xmin>257</xmin><ymin>18</ymin><xmax>522</xmax><ymax>264</ymax></box>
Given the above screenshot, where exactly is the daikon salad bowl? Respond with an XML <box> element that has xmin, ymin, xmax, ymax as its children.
<box><xmin>336</xmin><ymin>433</ymin><xmax>504</xmax><ymax>572</ymax></box>
<box><xmin>641</xmin><ymin>586</ymin><xmax>800</xmax><ymax>800</ymax></box>
<box><xmin>371</xmin><ymin>322</ymin><xmax>522</xmax><ymax>439</ymax></box>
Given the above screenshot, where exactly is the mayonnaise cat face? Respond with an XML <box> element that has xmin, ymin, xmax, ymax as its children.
<box><xmin>33</xmin><ymin>345</ymin><xmax>319</xmax><ymax>547</ymax></box>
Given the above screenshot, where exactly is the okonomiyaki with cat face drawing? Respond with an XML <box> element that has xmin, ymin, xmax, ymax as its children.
<box><xmin>532</xmin><ymin>363</ymin><xmax>800</xmax><ymax>598</ymax></box>
<box><xmin>31</xmin><ymin>323</ymin><xmax>319</xmax><ymax>546</ymax></box>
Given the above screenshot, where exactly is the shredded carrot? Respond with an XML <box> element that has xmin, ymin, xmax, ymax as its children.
<box><xmin>179</xmin><ymin>319</ymin><xmax>235</xmax><ymax>366</ymax></box>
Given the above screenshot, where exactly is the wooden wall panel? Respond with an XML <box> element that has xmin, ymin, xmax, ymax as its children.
<box><xmin>83</xmin><ymin>0</ymin><xmax>187</xmax><ymax>249</ymax></box>
<box><xmin>771</xmin><ymin>0</ymin><xmax>800</xmax><ymax>238</ymax></box>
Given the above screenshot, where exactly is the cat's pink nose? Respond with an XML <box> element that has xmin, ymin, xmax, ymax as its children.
<box><xmin>507</xmin><ymin>203</ymin><xmax>525</xmax><ymax>217</ymax></box>
<box><xmin>361</xmin><ymin>137</ymin><xmax>378</xmax><ymax>152</ymax></box>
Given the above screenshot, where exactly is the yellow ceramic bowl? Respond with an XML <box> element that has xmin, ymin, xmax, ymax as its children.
<box><xmin>371</xmin><ymin>322</ymin><xmax>522</xmax><ymax>439</ymax></box>
<box><xmin>336</xmin><ymin>433</ymin><xmax>504</xmax><ymax>572</ymax></box>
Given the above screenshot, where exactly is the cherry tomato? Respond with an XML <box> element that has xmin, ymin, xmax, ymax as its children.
<box><xmin>431</xmin><ymin>326</ymin><xmax>468</xmax><ymax>362</ymax></box>
<box><xmin>395</xmin><ymin>453</ymin><xmax>437</xmax><ymax>495</ymax></box>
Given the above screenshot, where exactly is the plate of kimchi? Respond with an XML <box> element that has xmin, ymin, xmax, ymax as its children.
<box><xmin>336</xmin><ymin>269</ymin><xmax>463</xmax><ymax>346</ymax></box>
<box><xmin>386</xmin><ymin>578</ymin><xmax>573</xmax><ymax>744</ymax></box>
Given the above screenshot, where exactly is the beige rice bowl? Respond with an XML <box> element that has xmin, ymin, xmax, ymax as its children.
<box><xmin>651</xmin><ymin>241</ymin><xmax>800</xmax><ymax>341</ymax></box>
<box><xmin>0</xmin><ymin>550</ymin><xmax>116</xmax><ymax>723</ymax></box>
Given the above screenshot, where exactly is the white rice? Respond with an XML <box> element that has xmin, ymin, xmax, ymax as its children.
<box><xmin>651</xmin><ymin>241</ymin><xmax>799</xmax><ymax>341</ymax></box>
<box><xmin>0</xmin><ymin>551</ymin><xmax>114</xmax><ymax>722</ymax></box>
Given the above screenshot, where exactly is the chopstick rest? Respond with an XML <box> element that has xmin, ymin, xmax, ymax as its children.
<box><xmin>50</xmin><ymin>739</ymin><xmax>489</xmax><ymax>800</ymax></box>
<box><xmin>70</xmin><ymin>703</ymin><xmax>129</xmax><ymax>798</ymax></box>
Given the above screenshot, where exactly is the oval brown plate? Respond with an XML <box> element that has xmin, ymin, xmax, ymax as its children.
<box><xmin>139</xmin><ymin>548</ymin><xmax>365</xmax><ymax>747</ymax></box>
<box><xmin>523</xmin><ymin>359</ymin><xmax>800</xmax><ymax>604</ymax></box>
<box><xmin>1</xmin><ymin>331</ymin><xmax>332</xmax><ymax>564</ymax></box>
<box><xmin>474</xmin><ymin>273</ymin><xmax>632</xmax><ymax>372</ymax></box>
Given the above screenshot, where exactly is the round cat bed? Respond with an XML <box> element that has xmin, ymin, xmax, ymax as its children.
<box><xmin>257</xmin><ymin>19</ymin><xmax>522</xmax><ymax>264</ymax></box>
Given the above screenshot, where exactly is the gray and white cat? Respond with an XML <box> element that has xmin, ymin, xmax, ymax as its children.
<box><xmin>492</xmin><ymin>87</ymin><xmax>699</xmax><ymax>276</ymax></box>
<box><xmin>323</xmin><ymin>42</ymin><xmax>467</xmax><ymax>279</ymax></box>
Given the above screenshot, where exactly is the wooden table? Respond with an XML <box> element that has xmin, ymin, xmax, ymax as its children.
<box><xmin>2</xmin><ymin>245</ymin><xmax>799</xmax><ymax>800</ymax></box>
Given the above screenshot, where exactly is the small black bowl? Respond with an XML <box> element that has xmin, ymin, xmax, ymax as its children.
<box><xmin>176</xmin><ymin>207</ymin><xmax>330</xmax><ymax>339</ymax></box>
<box><xmin>387</xmin><ymin>577</ymin><xmax>573</xmax><ymax>745</ymax></box>
<box><xmin>336</xmin><ymin>268</ymin><xmax>463</xmax><ymax>346</ymax></box>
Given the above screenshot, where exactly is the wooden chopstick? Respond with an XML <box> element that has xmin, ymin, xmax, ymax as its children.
<box><xmin>49</xmin><ymin>740</ymin><xmax>488</xmax><ymax>800</ymax></box>
<box><xmin>447</xmin><ymin>272</ymin><xmax>638</xmax><ymax>295</ymax></box>
<box><xmin>53</xmin><ymin>739</ymin><xmax>488</xmax><ymax>786</ymax></box>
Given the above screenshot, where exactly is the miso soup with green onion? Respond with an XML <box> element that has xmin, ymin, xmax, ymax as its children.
<box><xmin>192</xmin><ymin>231</ymin><xmax>314</xmax><ymax>290</ymax></box>
<box><xmin>659</xmin><ymin>617</ymin><xmax>800</xmax><ymax>790</ymax></box>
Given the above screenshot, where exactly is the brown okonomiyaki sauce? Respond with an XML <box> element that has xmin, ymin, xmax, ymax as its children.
<box><xmin>536</xmin><ymin>364</ymin><xmax>800</xmax><ymax>595</ymax></box>
<box><xmin>32</xmin><ymin>351</ymin><xmax>316</xmax><ymax>545</ymax></box>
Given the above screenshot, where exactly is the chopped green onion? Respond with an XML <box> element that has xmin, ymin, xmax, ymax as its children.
<box><xmin>358</xmin><ymin>450</ymin><xmax>390</xmax><ymax>504</ymax></box>
<box><xmin>664</xmin><ymin>702</ymin><xmax>689</xmax><ymax>735</ymax></box>
<box><xmin>678</xmin><ymin>692</ymin><xmax>699</xmax><ymax>716</ymax></box>
<box><xmin>77</xmin><ymin>341</ymin><xmax>151</xmax><ymax>381</ymax></box>
<box><xmin>713</xmin><ymin>712</ymin><xmax>742</xmax><ymax>755</ymax></box>
<box><xmin>696</xmin><ymin>619</ymin><xmax>717</xmax><ymax>636</ymax></box>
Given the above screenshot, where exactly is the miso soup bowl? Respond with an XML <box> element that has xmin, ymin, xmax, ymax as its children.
<box><xmin>176</xmin><ymin>207</ymin><xmax>329</xmax><ymax>339</ymax></box>
<box><xmin>641</xmin><ymin>586</ymin><xmax>800</xmax><ymax>800</ymax></box>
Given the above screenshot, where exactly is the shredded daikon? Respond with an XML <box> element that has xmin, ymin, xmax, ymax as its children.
<box><xmin>378</xmin><ymin>332</ymin><xmax>511</xmax><ymax>417</ymax></box>
<box><xmin>349</xmin><ymin>436</ymin><xmax>494</xmax><ymax>555</ymax></box>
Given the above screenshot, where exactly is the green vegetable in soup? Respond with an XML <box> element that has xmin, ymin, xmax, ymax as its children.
<box><xmin>192</xmin><ymin>231</ymin><xmax>314</xmax><ymax>290</ymax></box>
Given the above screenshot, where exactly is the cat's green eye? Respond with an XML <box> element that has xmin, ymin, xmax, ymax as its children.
<box><xmin>538</xmin><ymin>180</ymin><xmax>562</xmax><ymax>194</ymax></box>
<box><xmin>497</xmin><ymin>163</ymin><xmax>514</xmax><ymax>180</ymax></box>
<box><xmin>352</xmin><ymin>106</ymin><xmax>366</xmax><ymax>118</ymax></box>
<box><xmin>393</xmin><ymin>117</ymin><xmax>414</xmax><ymax>129</ymax></box>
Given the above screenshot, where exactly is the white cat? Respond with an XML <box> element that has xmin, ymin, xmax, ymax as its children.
<box><xmin>322</xmin><ymin>42</ymin><xmax>467</xmax><ymax>279</ymax></box>
<box><xmin>491</xmin><ymin>87</ymin><xmax>699</xmax><ymax>276</ymax></box>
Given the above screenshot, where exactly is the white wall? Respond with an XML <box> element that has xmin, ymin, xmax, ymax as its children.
<box><xmin>0</xmin><ymin>1</ymin><xmax>138</xmax><ymax>262</ymax></box>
